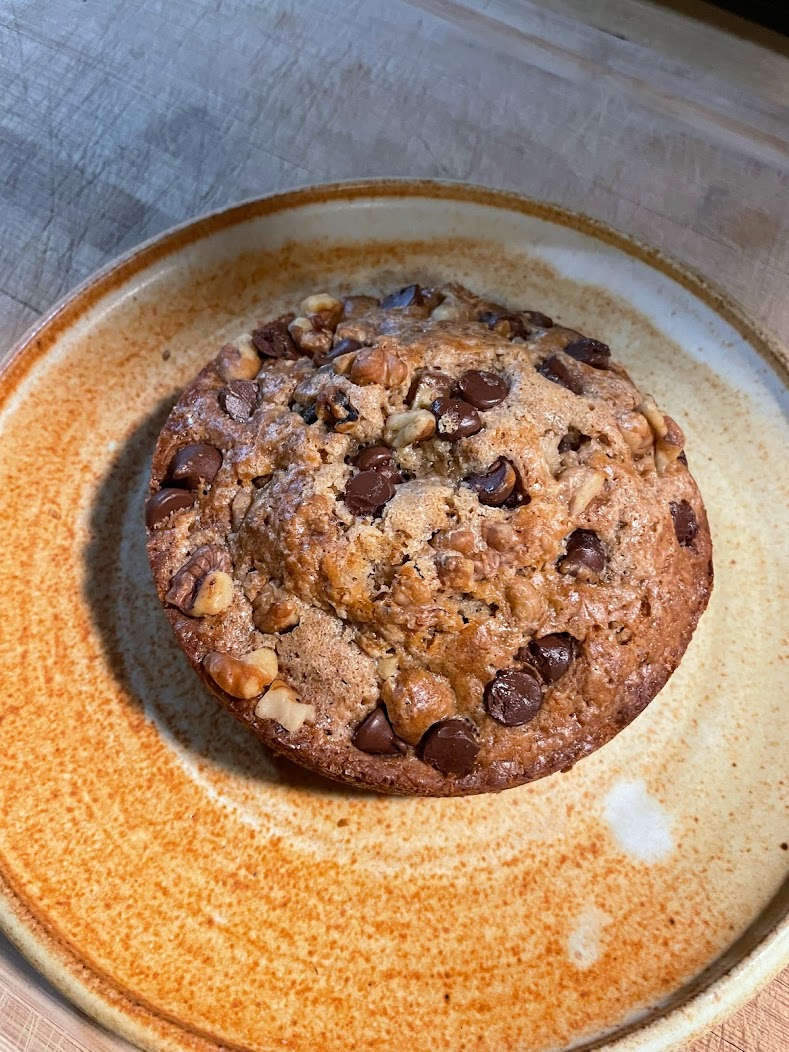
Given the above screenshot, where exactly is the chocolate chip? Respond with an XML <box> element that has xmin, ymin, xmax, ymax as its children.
<box><xmin>455</xmin><ymin>370</ymin><xmax>509</xmax><ymax>411</ymax></box>
<box><xmin>484</xmin><ymin>669</ymin><xmax>543</xmax><ymax>726</ymax></box>
<box><xmin>678</xmin><ymin>450</ymin><xmax>688</xmax><ymax>467</ymax></box>
<box><xmin>478</xmin><ymin>309</ymin><xmax>553</xmax><ymax>337</ymax></box>
<box><xmin>354</xmin><ymin>445</ymin><xmax>402</xmax><ymax>483</ymax></box>
<box><xmin>299</xmin><ymin>403</ymin><xmax>318</xmax><ymax>424</ymax></box>
<box><xmin>344</xmin><ymin>470</ymin><xmax>396</xmax><ymax>515</ymax></box>
<box><xmin>145</xmin><ymin>487</ymin><xmax>196</xmax><ymax>529</ymax></box>
<box><xmin>538</xmin><ymin>355</ymin><xmax>584</xmax><ymax>395</ymax></box>
<box><xmin>218</xmin><ymin>380</ymin><xmax>257</xmax><ymax>421</ymax></box>
<box><xmin>168</xmin><ymin>444</ymin><xmax>222</xmax><ymax>489</ymax></box>
<box><xmin>563</xmin><ymin>337</ymin><xmax>611</xmax><ymax>370</ymax></box>
<box><xmin>250</xmin><ymin>313</ymin><xmax>299</xmax><ymax>359</ymax></box>
<box><xmin>558</xmin><ymin>428</ymin><xmax>586</xmax><ymax>453</ymax></box>
<box><xmin>522</xmin><ymin>310</ymin><xmax>554</xmax><ymax>329</ymax></box>
<box><xmin>558</xmin><ymin>529</ymin><xmax>606</xmax><ymax>576</ymax></box>
<box><xmin>381</xmin><ymin>284</ymin><xmax>423</xmax><ymax>309</ymax></box>
<box><xmin>355</xmin><ymin>445</ymin><xmax>392</xmax><ymax>471</ymax></box>
<box><xmin>524</xmin><ymin>634</ymin><xmax>574</xmax><ymax>684</ymax></box>
<box><xmin>353</xmin><ymin>706</ymin><xmax>407</xmax><ymax>755</ymax></box>
<box><xmin>314</xmin><ymin>337</ymin><xmax>362</xmax><ymax>368</ymax></box>
<box><xmin>431</xmin><ymin>397</ymin><xmax>483</xmax><ymax>442</ymax></box>
<box><xmin>421</xmin><ymin>719</ymin><xmax>480</xmax><ymax>776</ymax></box>
<box><xmin>465</xmin><ymin>457</ymin><xmax>517</xmax><ymax>506</ymax></box>
<box><xmin>670</xmin><ymin>500</ymin><xmax>698</xmax><ymax>547</ymax></box>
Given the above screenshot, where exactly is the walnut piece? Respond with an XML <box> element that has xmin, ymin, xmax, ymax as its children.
<box><xmin>255</xmin><ymin>680</ymin><xmax>315</xmax><ymax>732</ymax></box>
<box><xmin>482</xmin><ymin>521</ymin><xmax>515</xmax><ymax>551</ymax></box>
<box><xmin>203</xmin><ymin>647</ymin><xmax>279</xmax><ymax>699</ymax></box>
<box><xmin>506</xmin><ymin>578</ymin><xmax>545</xmax><ymax>623</ymax></box>
<box><xmin>165</xmin><ymin>545</ymin><xmax>233</xmax><ymax>616</ymax></box>
<box><xmin>435</xmin><ymin>552</ymin><xmax>475</xmax><ymax>591</ymax></box>
<box><xmin>383</xmin><ymin>669</ymin><xmax>457</xmax><ymax>744</ymax></box>
<box><xmin>383</xmin><ymin>409</ymin><xmax>436</xmax><ymax>448</ymax></box>
<box><xmin>191</xmin><ymin>571</ymin><xmax>235</xmax><ymax>616</ymax></box>
<box><xmin>349</xmin><ymin>347</ymin><xmax>408</xmax><ymax>388</ymax></box>
<box><xmin>288</xmin><ymin>316</ymin><xmax>332</xmax><ymax>356</ymax></box>
<box><xmin>558</xmin><ymin>466</ymin><xmax>606</xmax><ymax>517</ymax></box>
<box><xmin>216</xmin><ymin>337</ymin><xmax>260</xmax><ymax>382</ymax></box>
<box><xmin>618</xmin><ymin>410</ymin><xmax>653</xmax><ymax>457</ymax></box>
<box><xmin>300</xmin><ymin>293</ymin><xmax>343</xmax><ymax>331</ymax></box>
<box><xmin>252</xmin><ymin>587</ymin><xmax>301</xmax><ymax>633</ymax></box>
<box><xmin>654</xmin><ymin>415</ymin><xmax>685</xmax><ymax>475</ymax></box>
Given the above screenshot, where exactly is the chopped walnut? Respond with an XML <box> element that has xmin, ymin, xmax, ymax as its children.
<box><xmin>216</xmin><ymin>337</ymin><xmax>260</xmax><ymax>382</ymax></box>
<box><xmin>383</xmin><ymin>669</ymin><xmax>457</xmax><ymax>744</ymax></box>
<box><xmin>655</xmin><ymin>415</ymin><xmax>685</xmax><ymax>475</ymax></box>
<box><xmin>288</xmin><ymin>316</ymin><xmax>332</xmax><ymax>357</ymax></box>
<box><xmin>472</xmin><ymin>548</ymin><xmax>501</xmax><ymax>580</ymax></box>
<box><xmin>165</xmin><ymin>545</ymin><xmax>233</xmax><ymax>616</ymax></box>
<box><xmin>482</xmin><ymin>521</ymin><xmax>515</xmax><ymax>551</ymax></box>
<box><xmin>203</xmin><ymin>647</ymin><xmax>278</xmax><ymax>699</ymax></box>
<box><xmin>255</xmin><ymin>680</ymin><xmax>315</xmax><ymax>732</ymax></box>
<box><xmin>391</xmin><ymin>566</ymin><xmax>433</xmax><ymax>607</ymax></box>
<box><xmin>435</xmin><ymin>551</ymin><xmax>475</xmax><ymax>591</ymax></box>
<box><xmin>349</xmin><ymin>347</ymin><xmax>408</xmax><ymax>388</ymax></box>
<box><xmin>558</xmin><ymin>466</ymin><xmax>606</xmax><ymax>517</ymax></box>
<box><xmin>253</xmin><ymin>586</ymin><xmax>301</xmax><ymax>633</ymax></box>
<box><xmin>505</xmin><ymin>578</ymin><xmax>545</xmax><ymax>623</ymax></box>
<box><xmin>383</xmin><ymin>409</ymin><xmax>436</xmax><ymax>448</ymax></box>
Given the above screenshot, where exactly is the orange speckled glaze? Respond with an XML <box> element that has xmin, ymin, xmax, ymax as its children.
<box><xmin>0</xmin><ymin>183</ymin><xmax>786</xmax><ymax>1052</ymax></box>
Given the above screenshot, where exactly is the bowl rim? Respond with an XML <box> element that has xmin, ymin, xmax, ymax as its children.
<box><xmin>0</xmin><ymin>177</ymin><xmax>786</xmax><ymax>1052</ymax></box>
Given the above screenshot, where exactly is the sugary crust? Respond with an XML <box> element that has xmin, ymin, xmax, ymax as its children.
<box><xmin>146</xmin><ymin>283</ymin><xmax>713</xmax><ymax>795</ymax></box>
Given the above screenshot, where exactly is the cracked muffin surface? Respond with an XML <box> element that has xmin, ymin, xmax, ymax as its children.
<box><xmin>145</xmin><ymin>281</ymin><xmax>713</xmax><ymax>795</ymax></box>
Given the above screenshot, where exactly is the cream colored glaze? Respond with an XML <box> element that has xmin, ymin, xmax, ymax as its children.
<box><xmin>0</xmin><ymin>186</ymin><xmax>786</xmax><ymax>1052</ymax></box>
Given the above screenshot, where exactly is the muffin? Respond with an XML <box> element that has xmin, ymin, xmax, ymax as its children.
<box><xmin>145</xmin><ymin>282</ymin><xmax>712</xmax><ymax>796</ymax></box>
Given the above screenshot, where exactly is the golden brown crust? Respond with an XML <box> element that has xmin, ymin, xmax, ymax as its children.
<box><xmin>146</xmin><ymin>283</ymin><xmax>713</xmax><ymax>795</ymax></box>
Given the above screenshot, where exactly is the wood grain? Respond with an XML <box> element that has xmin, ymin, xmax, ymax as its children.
<box><xmin>0</xmin><ymin>0</ymin><xmax>786</xmax><ymax>1048</ymax></box>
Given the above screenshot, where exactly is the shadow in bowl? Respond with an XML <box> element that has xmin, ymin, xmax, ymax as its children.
<box><xmin>82</xmin><ymin>399</ymin><xmax>372</xmax><ymax>799</ymax></box>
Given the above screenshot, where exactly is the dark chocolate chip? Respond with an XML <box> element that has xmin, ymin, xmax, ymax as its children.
<box><xmin>314</xmin><ymin>337</ymin><xmax>362</xmax><ymax>368</ymax></box>
<box><xmin>352</xmin><ymin>706</ymin><xmax>407</xmax><ymax>755</ymax></box>
<box><xmin>250</xmin><ymin>313</ymin><xmax>299</xmax><ymax>359</ymax></box>
<box><xmin>558</xmin><ymin>428</ymin><xmax>586</xmax><ymax>453</ymax></box>
<box><xmin>678</xmin><ymin>450</ymin><xmax>688</xmax><ymax>467</ymax></box>
<box><xmin>381</xmin><ymin>284</ymin><xmax>423</xmax><ymax>309</ymax></box>
<box><xmin>670</xmin><ymin>500</ymin><xmax>698</xmax><ymax>547</ymax></box>
<box><xmin>299</xmin><ymin>403</ymin><xmax>318</xmax><ymax>424</ymax></box>
<box><xmin>478</xmin><ymin>309</ymin><xmax>553</xmax><ymax>337</ymax></box>
<box><xmin>431</xmin><ymin>397</ymin><xmax>483</xmax><ymax>442</ymax></box>
<box><xmin>538</xmin><ymin>355</ymin><xmax>584</xmax><ymax>395</ymax></box>
<box><xmin>421</xmin><ymin>719</ymin><xmax>480</xmax><ymax>776</ymax></box>
<box><xmin>219</xmin><ymin>380</ymin><xmax>258</xmax><ymax>421</ymax></box>
<box><xmin>563</xmin><ymin>337</ymin><xmax>611</xmax><ymax>369</ymax></box>
<box><xmin>559</xmin><ymin>529</ymin><xmax>606</xmax><ymax>576</ymax></box>
<box><xmin>522</xmin><ymin>310</ymin><xmax>554</xmax><ymax>329</ymax></box>
<box><xmin>168</xmin><ymin>443</ymin><xmax>222</xmax><ymax>489</ymax></box>
<box><xmin>524</xmin><ymin>634</ymin><xmax>574</xmax><ymax>684</ymax></box>
<box><xmin>465</xmin><ymin>457</ymin><xmax>517</xmax><ymax>506</ymax></box>
<box><xmin>344</xmin><ymin>470</ymin><xmax>396</xmax><ymax>515</ymax></box>
<box><xmin>145</xmin><ymin>487</ymin><xmax>195</xmax><ymax>529</ymax></box>
<box><xmin>354</xmin><ymin>445</ymin><xmax>402</xmax><ymax>483</ymax></box>
<box><xmin>455</xmin><ymin>370</ymin><xmax>509</xmax><ymax>411</ymax></box>
<box><xmin>355</xmin><ymin>445</ymin><xmax>393</xmax><ymax>471</ymax></box>
<box><xmin>484</xmin><ymin>669</ymin><xmax>543</xmax><ymax>726</ymax></box>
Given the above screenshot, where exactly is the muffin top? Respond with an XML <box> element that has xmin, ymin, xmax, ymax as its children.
<box><xmin>146</xmin><ymin>282</ymin><xmax>712</xmax><ymax>795</ymax></box>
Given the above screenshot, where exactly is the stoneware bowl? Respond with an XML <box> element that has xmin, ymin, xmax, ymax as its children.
<box><xmin>0</xmin><ymin>181</ymin><xmax>786</xmax><ymax>1052</ymax></box>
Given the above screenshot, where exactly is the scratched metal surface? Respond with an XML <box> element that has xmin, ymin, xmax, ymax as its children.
<box><xmin>0</xmin><ymin>0</ymin><xmax>787</xmax><ymax>1049</ymax></box>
